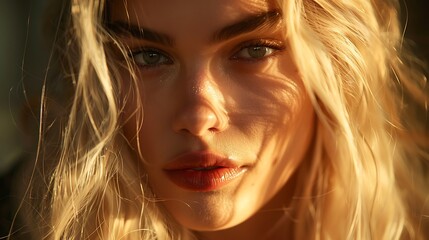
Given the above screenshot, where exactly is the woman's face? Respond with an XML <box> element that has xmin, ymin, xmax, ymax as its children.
<box><xmin>111</xmin><ymin>0</ymin><xmax>315</xmax><ymax>232</ymax></box>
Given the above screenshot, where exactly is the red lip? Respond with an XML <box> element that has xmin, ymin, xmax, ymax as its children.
<box><xmin>163</xmin><ymin>151</ymin><xmax>248</xmax><ymax>192</ymax></box>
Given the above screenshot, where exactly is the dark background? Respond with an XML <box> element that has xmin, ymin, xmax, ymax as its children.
<box><xmin>0</xmin><ymin>0</ymin><xmax>428</xmax><ymax>238</ymax></box>
<box><xmin>400</xmin><ymin>0</ymin><xmax>429</xmax><ymax>61</ymax></box>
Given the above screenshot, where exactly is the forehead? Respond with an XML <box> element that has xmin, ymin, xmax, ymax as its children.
<box><xmin>108</xmin><ymin>0</ymin><xmax>278</xmax><ymax>31</ymax></box>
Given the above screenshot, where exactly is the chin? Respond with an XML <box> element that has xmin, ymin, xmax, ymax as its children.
<box><xmin>177</xmin><ymin>215</ymin><xmax>247</xmax><ymax>232</ymax></box>
<box><xmin>161</xmin><ymin>192</ymin><xmax>254</xmax><ymax>232</ymax></box>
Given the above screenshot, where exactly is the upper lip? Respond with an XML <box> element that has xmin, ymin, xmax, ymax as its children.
<box><xmin>163</xmin><ymin>151</ymin><xmax>241</xmax><ymax>171</ymax></box>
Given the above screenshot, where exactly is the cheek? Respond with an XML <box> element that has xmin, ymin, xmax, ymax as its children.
<box><xmin>227</xmin><ymin>60</ymin><xmax>304</xmax><ymax>134</ymax></box>
<box><xmin>120</xmin><ymin>75</ymin><xmax>141</xmax><ymax>146</ymax></box>
<box><xmin>269</xmin><ymin>93</ymin><xmax>314</xmax><ymax>188</ymax></box>
<box><xmin>237</xmin><ymin>92</ymin><xmax>314</xmax><ymax>216</ymax></box>
<box><xmin>121</xmin><ymin>96</ymin><xmax>166</xmax><ymax>164</ymax></box>
<box><xmin>237</xmin><ymin>67</ymin><xmax>314</xmax><ymax>199</ymax></box>
<box><xmin>119</xmin><ymin>74</ymin><xmax>156</xmax><ymax>161</ymax></box>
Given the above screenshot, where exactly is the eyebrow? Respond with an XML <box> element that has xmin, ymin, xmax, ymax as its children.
<box><xmin>212</xmin><ymin>10</ymin><xmax>282</xmax><ymax>42</ymax></box>
<box><xmin>106</xmin><ymin>22</ymin><xmax>174</xmax><ymax>46</ymax></box>
<box><xmin>106</xmin><ymin>10</ymin><xmax>282</xmax><ymax>46</ymax></box>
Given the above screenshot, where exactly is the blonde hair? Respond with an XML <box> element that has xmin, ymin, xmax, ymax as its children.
<box><xmin>21</xmin><ymin>0</ymin><xmax>429</xmax><ymax>239</ymax></box>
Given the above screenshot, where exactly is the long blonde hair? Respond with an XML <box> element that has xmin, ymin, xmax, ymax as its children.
<box><xmin>22</xmin><ymin>0</ymin><xmax>429</xmax><ymax>239</ymax></box>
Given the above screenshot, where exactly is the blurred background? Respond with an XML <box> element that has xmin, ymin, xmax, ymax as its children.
<box><xmin>0</xmin><ymin>0</ymin><xmax>49</xmax><ymax>176</ymax></box>
<box><xmin>0</xmin><ymin>0</ymin><xmax>428</xmax><ymax>237</ymax></box>
<box><xmin>0</xmin><ymin>0</ymin><xmax>50</xmax><ymax>236</ymax></box>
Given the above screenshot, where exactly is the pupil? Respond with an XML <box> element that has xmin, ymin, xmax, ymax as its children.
<box><xmin>143</xmin><ymin>51</ymin><xmax>160</xmax><ymax>64</ymax></box>
<box><xmin>248</xmin><ymin>46</ymin><xmax>267</xmax><ymax>58</ymax></box>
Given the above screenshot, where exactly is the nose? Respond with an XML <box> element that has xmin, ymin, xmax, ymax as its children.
<box><xmin>172</xmin><ymin>70</ymin><xmax>228</xmax><ymax>137</ymax></box>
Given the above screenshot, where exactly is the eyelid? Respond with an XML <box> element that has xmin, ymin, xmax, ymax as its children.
<box><xmin>231</xmin><ymin>39</ymin><xmax>286</xmax><ymax>60</ymax></box>
<box><xmin>128</xmin><ymin>47</ymin><xmax>170</xmax><ymax>59</ymax></box>
<box><xmin>128</xmin><ymin>47</ymin><xmax>173</xmax><ymax>67</ymax></box>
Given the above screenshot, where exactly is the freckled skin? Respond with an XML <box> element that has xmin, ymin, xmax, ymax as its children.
<box><xmin>111</xmin><ymin>0</ymin><xmax>315</xmax><ymax>239</ymax></box>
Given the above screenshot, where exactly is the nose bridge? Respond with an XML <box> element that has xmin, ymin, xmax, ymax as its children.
<box><xmin>190</xmin><ymin>64</ymin><xmax>221</xmax><ymax>103</ymax></box>
<box><xmin>173</xmin><ymin>60</ymin><xmax>228</xmax><ymax>136</ymax></box>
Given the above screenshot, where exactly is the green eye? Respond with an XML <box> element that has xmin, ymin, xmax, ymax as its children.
<box><xmin>232</xmin><ymin>40</ymin><xmax>285</xmax><ymax>61</ymax></box>
<box><xmin>131</xmin><ymin>49</ymin><xmax>172</xmax><ymax>67</ymax></box>
<box><xmin>240</xmin><ymin>46</ymin><xmax>274</xmax><ymax>59</ymax></box>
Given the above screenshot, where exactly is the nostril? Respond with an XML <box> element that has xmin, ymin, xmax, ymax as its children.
<box><xmin>173</xmin><ymin>106</ymin><xmax>227</xmax><ymax>136</ymax></box>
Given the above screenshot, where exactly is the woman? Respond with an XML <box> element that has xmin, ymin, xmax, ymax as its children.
<box><xmin>20</xmin><ymin>0</ymin><xmax>429</xmax><ymax>239</ymax></box>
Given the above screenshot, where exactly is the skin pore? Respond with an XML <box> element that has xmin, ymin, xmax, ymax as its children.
<box><xmin>109</xmin><ymin>0</ymin><xmax>315</xmax><ymax>239</ymax></box>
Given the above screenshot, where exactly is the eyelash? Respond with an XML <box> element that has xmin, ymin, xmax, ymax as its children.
<box><xmin>128</xmin><ymin>39</ymin><xmax>285</xmax><ymax>68</ymax></box>
<box><xmin>231</xmin><ymin>39</ymin><xmax>286</xmax><ymax>61</ymax></box>
<box><xmin>128</xmin><ymin>47</ymin><xmax>173</xmax><ymax>69</ymax></box>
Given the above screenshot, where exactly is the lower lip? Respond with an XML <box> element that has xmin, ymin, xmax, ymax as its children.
<box><xmin>165</xmin><ymin>167</ymin><xmax>247</xmax><ymax>192</ymax></box>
